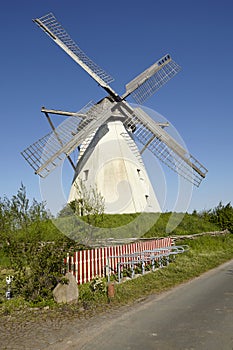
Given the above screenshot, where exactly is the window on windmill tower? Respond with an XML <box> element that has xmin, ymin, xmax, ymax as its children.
<box><xmin>145</xmin><ymin>195</ymin><xmax>149</xmax><ymax>203</ymax></box>
<box><xmin>84</xmin><ymin>170</ymin><xmax>89</xmax><ymax>181</ymax></box>
<box><xmin>137</xmin><ymin>169</ymin><xmax>141</xmax><ymax>177</ymax></box>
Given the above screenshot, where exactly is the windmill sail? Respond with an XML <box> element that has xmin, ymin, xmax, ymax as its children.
<box><xmin>123</xmin><ymin>55</ymin><xmax>181</xmax><ymax>104</ymax></box>
<box><xmin>33</xmin><ymin>13</ymin><xmax>114</xmax><ymax>90</ymax></box>
<box><xmin>120</xmin><ymin>106</ymin><xmax>207</xmax><ymax>186</ymax></box>
<box><xmin>21</xmin><ymin>132</ymin><xmax>54</xmax><ymax>176</ymax></box>
<box><xmin>21</xmin><ymin>102</ymin><xmax>112</xmax><ymax>177</ymax></box>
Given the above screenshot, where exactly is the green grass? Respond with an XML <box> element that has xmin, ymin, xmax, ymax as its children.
<box><xmin>52</xmin><ymin>211</ymin><xmax>221</xmax><ymax>242</ymax></box>
<box><xmin>83</xmin><ymin>212</ymin><xmax>221</xmax><ymax>235</ymax></box>
<box><xmin>143</xmin><ymin>212</ymin><xmax>220</xmax><ymax>237</ymax></box>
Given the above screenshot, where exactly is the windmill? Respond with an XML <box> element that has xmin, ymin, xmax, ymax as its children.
<box><xmin>21</xmin><ymin>13</ymin><xmax>208</xmax><ymax>215</ymax></box>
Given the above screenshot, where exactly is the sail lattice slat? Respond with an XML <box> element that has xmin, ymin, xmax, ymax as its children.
<box><xmin>123</xmin><ymin>107</ymin><xmax>207</xmax><ymax>186</ymax></box>
<box><xmin>131</xmin><ymin>60</ymin><xmax>181</xmax><ymax>104</ymax></box>
<box><xmin>21</xmin><ymin>102</ymin><xmax>98</xmax><ymax>177</ymax></box>
<box><xmin>21</xmin><ymin>102</ymin><xmax>112</xmax><ymax>177</ymax></box>
<box><xmin>36</xmin><ymin>13</ymin><xmax>114</xmax><ymax>85</ymax></box>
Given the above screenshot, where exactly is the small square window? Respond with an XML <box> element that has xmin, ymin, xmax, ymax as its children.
<box><xmin>84</xmin><ymin>170</ymin><xmax>89</xmax><ymax>181</ymax></box>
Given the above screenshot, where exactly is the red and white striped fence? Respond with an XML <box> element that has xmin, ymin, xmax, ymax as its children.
<box><xmin>66</xmin><ymin>237</ymin><xmax>173</xmax><ymax>284</ymax></box>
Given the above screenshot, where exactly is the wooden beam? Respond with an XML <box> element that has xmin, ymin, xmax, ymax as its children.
<box><xmin>43</xmin><ymin>111</ymin><xmax>76</xmax><ymax>171</ymax></box>
<box><xmin>41</xmin><ymin>107</ymin><xmax>85</xmax><ymax>118</ymax></box>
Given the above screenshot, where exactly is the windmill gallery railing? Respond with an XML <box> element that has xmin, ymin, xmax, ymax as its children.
<box><xmin>65</xmin><ymin>237</ymin><xmax>187</xmax><ymax>284</ymax></box>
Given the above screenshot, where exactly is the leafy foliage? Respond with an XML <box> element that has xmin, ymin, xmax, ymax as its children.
<box><xmin>11</xmin><ymin>241</ymin><xmax>67</xmax><ymax>301</ymax></box>
<box><xmin>0</xmin><ymin>184</ymin><xmax>74</xmax><ymax>302</ymax></box>
<box><xmin>209</xmin><ymin>202</ymin><xmax>233</xmax><ymax>233</ymax></box>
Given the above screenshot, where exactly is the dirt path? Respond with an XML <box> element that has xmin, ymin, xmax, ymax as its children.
<box><xmin>0</xmin><ymin>297</ymin><xmax>141</xmax><ymax>349</ymax></box>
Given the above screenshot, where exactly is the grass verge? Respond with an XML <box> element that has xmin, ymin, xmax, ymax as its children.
<box><xmin>106</xmin><ymin>233</ymin><xmax>233</xmax><ymax>306</ymax></box>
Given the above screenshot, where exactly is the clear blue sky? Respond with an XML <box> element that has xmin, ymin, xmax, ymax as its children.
<box><xmin>1</xmin><ymin>0</ymin><xmax>233</xmax><ymax>214</ymax></box>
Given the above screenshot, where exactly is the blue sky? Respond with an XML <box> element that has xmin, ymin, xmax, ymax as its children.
<box><xmin>0</xmin><ymin>0</ymin><xmax>233</xmax><ymax>214</ymax></box>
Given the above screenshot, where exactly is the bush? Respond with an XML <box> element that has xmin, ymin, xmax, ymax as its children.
<box><xmin>7</xmin><ymin>239</ymin><xmax>68</xmax><ymax>301</ymax></box>
<box><xmin>209</xmin><ymin>202</ymin><xmax>233</xmax><ymax>233</ymax></box>
<box><xmin>0</xmin><ymin>185</ymin><xmax>74</xmax><ymax>302</ymax></box>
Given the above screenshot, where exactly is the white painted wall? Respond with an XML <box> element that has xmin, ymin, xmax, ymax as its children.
<box><xmin>68</xmin><ymin>120</ymin><xmax>161</xmax><ymax>214</ymax></box>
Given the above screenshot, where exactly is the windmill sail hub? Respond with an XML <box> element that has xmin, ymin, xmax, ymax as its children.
<box><xmin>68</xmin><ymin>120</ymin><xmax>161</xmax><ymax>214</ymax></box>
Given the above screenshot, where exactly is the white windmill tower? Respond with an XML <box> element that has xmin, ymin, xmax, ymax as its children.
<box><xmin>22</xmin><ymin>13</ymin><xmax>208</xmax><ymax>214</ymax></box>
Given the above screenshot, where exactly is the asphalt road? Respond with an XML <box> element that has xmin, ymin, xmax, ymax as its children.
<box><xmin>54</xmin><ymin>259</ymin><xmax>233</xmax><ymax>350</ymax></box>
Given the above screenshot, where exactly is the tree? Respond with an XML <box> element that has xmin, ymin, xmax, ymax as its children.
<box><xmin>73</xmin><ymin>180</ymin><xmax>105</xmax><ymax>219</ymax></box>
<box><xmin>57</xmin><ymin>180</ymin><xmax>105</xmax><ymax>246</ymax></box>
<box><xmin>59</xmin><ymin>180</ymin><xmax>105</xmax><ymax>226</ymax></box>
<box><xmin>210</xmin><ymin>201</ymin><xmax>233</xmax><ymax>233</ymax></box>
<box><xmin>0</xmin><ymin>183</ymin><xmax>50</xmax><ymax>235</ymax></box>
